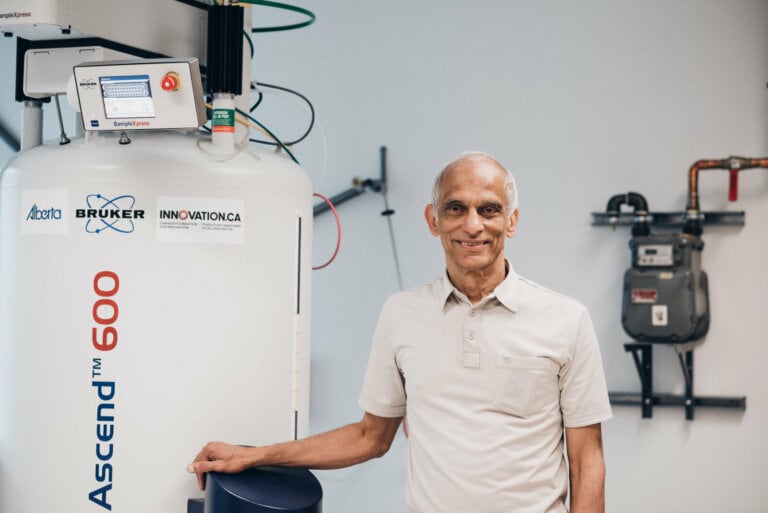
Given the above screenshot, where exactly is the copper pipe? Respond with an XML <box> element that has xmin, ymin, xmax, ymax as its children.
<box><xmin>687</xmin><ymin>156</ymin><xmax>768</xmax><ymax>212</ymax></box>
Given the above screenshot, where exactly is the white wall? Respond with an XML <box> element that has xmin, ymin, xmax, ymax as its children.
<box><xmin>2</xmin><ymin>1</ymin><xmax>767</xmax><ymax>511</ymax></box>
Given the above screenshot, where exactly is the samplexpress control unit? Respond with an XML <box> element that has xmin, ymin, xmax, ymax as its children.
<box><xmin>73</xmin><ymin>58</ymin><xmax>207</xmax><ymax>131</ymax></box>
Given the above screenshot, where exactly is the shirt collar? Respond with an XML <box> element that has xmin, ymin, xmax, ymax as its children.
<box><xmin>438</xmin><ymin>259</ymin><xmax>520</xmax><ymax>313</ymax></box>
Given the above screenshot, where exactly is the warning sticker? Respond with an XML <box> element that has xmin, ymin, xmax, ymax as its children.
<box><xmin>211</xmin><ymin>108</ymin><xmax>235</xmax><ymax>133</ymax></box>
<box><xmin>157</xmin><ymin>197</ymin><xmax>244</xmax><ymax>244</ymax></box>
<box><xmin>631</xmin><ymin>289</ymin><xmax>658</xmax><ymax>304</ymax></box>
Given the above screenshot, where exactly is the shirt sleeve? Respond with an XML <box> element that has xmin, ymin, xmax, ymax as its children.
<box><xmin>559</xmin><ymin>306</ymin><xmax>613</xmax><ymax>427</ymax></box>
<box><xmin>358</xmin><ymin>296</ymin><xmax>407</xmax><ymax>418</ymax></box>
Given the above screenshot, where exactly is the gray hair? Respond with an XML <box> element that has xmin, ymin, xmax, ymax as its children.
<box><xmin>431</xmin><ymin>151</ymin><xmax>518</xmax><ymax>219</ymax></box>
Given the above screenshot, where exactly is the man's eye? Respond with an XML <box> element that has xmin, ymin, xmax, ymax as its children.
<box><xmin>481</xmin><ymin>206</ymin><xmax>501</xmax><ymax>216</ymax></box>
<box><xmin>444</xmin><ymin>204</ymin><xmax>464</xmax><ymax>214</ymax></box>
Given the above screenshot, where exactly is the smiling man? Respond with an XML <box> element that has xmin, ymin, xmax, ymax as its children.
<box><xmin>189</xmin><ymin>152</ymin><xmax>612</xmax><ymax>513</ymax></box>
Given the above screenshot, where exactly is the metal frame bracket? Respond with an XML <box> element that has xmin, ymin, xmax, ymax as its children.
<box><xmin>609</xmin><ymin>342</ymin><xmax>746</xmax><ymax>420</ymax></box>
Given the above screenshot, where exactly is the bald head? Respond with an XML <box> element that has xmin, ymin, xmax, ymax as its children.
<box><xmin>431</xmin><ymin>152</ymin><xmax>518</xmax><ymax>219</ymax></box>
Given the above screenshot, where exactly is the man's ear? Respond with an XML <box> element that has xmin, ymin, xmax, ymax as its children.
<box><xmin>424</xmin><ymin>204</ymin><xmax>440</xmax><ymax>236</ymax></box>
<box><xmin>506</xmin><ymin>209</ymin><xmax>519</xmax><ymax>238</ymax></box>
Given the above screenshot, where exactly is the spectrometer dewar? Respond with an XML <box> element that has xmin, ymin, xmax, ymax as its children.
<box><xmin>0</xmin><ymin>130</ymin><xmax>314</xmax><ymax>512</ymax></box>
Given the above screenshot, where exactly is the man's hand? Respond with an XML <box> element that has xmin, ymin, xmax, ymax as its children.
<box><xmin>187</xmin><ymin>442</ymin><xmax>255</xmax><ymax>491</ymax></box>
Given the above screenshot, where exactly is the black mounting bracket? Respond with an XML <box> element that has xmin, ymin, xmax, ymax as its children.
<box><xmin>609</xmin><ymin>342</ymin><xmax>746</xmax><ymax>420</ymax></box>
<box><xmin>591</xmin><ymin>210</ymin><xmax>744</xmax><ymax>227</ymax></box>
<box><xmin>314</xmin><ymin>146</ymin><xmax>391</xmax><ymax>217</ymax></box>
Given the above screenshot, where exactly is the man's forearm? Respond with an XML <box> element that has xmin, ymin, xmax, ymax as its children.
<box><xmin>569</xmin><ymin>458</ymin><xmax>606</xmax><ymax>513</ymax></box>
<box><xmin>251</xmin><ymin>419</ymin><xmax>397</xmax><ymax>469</ymax></box>
<box><xmin>189</xmin><ymin>412</ymin><xmax>403</xmax><ymax>490</ymax></box>
<box><xmin>565</xmin><ymin>423</ymin><xmax>606</xmax><ymax>513</ymax></box>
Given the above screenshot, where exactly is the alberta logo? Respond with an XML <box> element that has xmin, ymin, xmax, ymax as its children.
<box><xmin>26</xmin><ymin>204</ymin><xmax>62</xmax><ymax>221</ymax></box>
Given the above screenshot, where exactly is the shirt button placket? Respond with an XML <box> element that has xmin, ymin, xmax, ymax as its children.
<box><xmin>462</xmin><ymin>306</ymin><xmax>480</xmax><ymax>368</ymax></box>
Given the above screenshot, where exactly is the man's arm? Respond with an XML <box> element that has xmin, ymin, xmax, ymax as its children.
<box><xmin>565</xmin><ymin>423</ymin><xmax>606</xmax><ymax>513</ymax></box>
<box><xmin>187</xmin><ymin>412</ymin><xmax>403</xmax><ymax>490</ymax></box>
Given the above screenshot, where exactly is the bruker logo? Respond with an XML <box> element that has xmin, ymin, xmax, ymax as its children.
<box><xmin>79</xmin><ymin>78</ymin><xmax>98</xmax><ymax>90</ymax></box>
<box><xmin>76</xmin><ymin>194</ymin><xmax>145</xmax><ymax>234</ymax></box>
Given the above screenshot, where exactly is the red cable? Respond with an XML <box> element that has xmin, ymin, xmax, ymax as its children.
<box><xmin>312</xmin><ymin>193</ymin><xmax>342</xmax><ymax>270</ymax></box>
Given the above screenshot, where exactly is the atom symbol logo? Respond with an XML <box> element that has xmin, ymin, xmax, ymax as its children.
<box><xmin>85</xmin><ymin>194</ymin><xmax>137</xmax><ymax>234</ymax></box>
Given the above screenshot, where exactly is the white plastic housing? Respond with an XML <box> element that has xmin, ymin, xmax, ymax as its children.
<box><xmin>0</xmin><ymin>0</ymin><xmax>207</xmax><ymax>63</ymax></box>
<box><xmin>24</xmin><ymin>46</ymin><xmax>136</xmax><ymax>98</ymax></box>
<box><xmin>0</xmin><ymin>131</ymin><xmax>313</xmax><ymax>513</ymax></box>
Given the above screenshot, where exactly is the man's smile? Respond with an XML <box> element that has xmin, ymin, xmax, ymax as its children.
<box><xmin>456</xmin><ymin>239</ymin><xmax>489</xmax><ymax>247</ymax></box>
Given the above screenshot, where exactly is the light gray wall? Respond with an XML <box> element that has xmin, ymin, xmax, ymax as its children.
<box><xmin>250</xmin><ymin>2</ymin><xmax>768</xmax><ymax>512</ymax></box>
<box><xmin>2</xmin><ymin>1</ymin><xmax>767</xmax><ymax>512</ymax></box>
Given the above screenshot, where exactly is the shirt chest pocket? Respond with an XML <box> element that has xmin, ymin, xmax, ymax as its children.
<box><xmin>493</xmin><ymin>355</ymin><xmax>560</xmax><ymax>417</ymax></box>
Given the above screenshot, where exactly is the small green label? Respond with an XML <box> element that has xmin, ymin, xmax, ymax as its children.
<box><xmin>212</xmin><ymin>109</ymin><xmax>235</xmax><ymax>127</ymax></box>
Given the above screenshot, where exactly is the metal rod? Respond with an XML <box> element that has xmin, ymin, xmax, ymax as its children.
<box><xmin>383</xmin><ymin>191</ymin><xmax>403</xmax><ymax>290</ymax></box>
<box><xmin>609</xmin><ymin>392</ymin><xmax>746</xmax><ymax>411</ymax></box>
<box><xmin>591</xmin><ymin>211</ymin><xmax>745</xmax><ymax>227</ymax></box>
<box><xmin>313</xmin><ymin>187</ymin><xmax>365</xmax><ymax>216</ymax></box>
<box><xmin>54</xmin><ymin>94</ymin><xmax>70</xmax><ymax>145</ymax></box>
<box><xmin>0</xmin><ymin>117</ymin><xmax>20</xmax><ymax>152</ymax></box>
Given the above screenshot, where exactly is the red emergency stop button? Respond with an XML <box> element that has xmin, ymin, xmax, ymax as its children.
<box><xmin>161</xmin><ymin>72</ymin><xmax>180</xmax><ymax>92</ymax></box>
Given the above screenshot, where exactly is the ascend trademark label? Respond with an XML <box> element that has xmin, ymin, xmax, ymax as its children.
<box><xmin>88</xmin><ymin>271</ymin><xmax>120</xmax><ymax>510</ymax></box>
<box><xmin>20</xmin><ymin>189</ymin><xmax>69</xmax><ymax>235</ymax></box>
<box><xmin>76</xmin><ymin>194</ymin><xmax>145</xmax><ymax>234</ymax></box>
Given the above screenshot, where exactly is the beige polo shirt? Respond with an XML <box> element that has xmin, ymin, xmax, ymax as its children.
<box><xmin>359</xmin><ymin>265</ymin><xmax>612</xmax><ymax>513</ymax></box>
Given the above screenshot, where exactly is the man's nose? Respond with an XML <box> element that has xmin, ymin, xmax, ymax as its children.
<box><xmin>462</xmin><ymin>209</ymin><xmax>483</xmax><ymax>234</ymax></box>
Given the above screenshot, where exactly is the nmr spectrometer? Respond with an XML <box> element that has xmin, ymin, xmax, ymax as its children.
<box><xmin>0</xmin><ymin>1</ymin><xmax>321</xmax><ymax>511</ymax></box>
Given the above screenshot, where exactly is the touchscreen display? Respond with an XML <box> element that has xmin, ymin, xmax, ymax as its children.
<box><xmin>100</xmin><ymin>75</ymin><xmax>156</xmax><ymax>119</ymax></box>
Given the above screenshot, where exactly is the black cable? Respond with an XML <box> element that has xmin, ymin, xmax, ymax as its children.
<box><xmin>200</xmin><ymin>104</ymin><xmax>296</xmax><ymax>164</ymax></box>
<box><xmin>250</xmin><ymin>91</ymin><xmax>264</xmax><ymax>112</ymax></box>
<box><xmin>248</xmin><ymin>81</ymin><xmax>315</xmax><ymax>146</ymax></box>
<box><xmin>236</xmin><ymin>107</ymin><xmax>299</xmax><ymax>164</ymax></box>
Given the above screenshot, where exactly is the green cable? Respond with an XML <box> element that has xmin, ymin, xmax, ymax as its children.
<box><xmin>237</xmin><ymin>0</ymin><xmax>316</xmax><ymax>33</ymax></box>
<box><xmin>236</xmin><ymin>108</ymin><xmax>300</xmax><ymax>164</ymax></box>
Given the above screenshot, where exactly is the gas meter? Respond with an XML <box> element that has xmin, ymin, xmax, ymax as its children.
<box><xmin>622</xmin><ymin>233</ymin><xmax>709</xmax><ymax>343</ymax></box>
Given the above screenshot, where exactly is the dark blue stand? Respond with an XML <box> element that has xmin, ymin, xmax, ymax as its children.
<box><xmin>188</xmin><ymin>467</ymin><xmax>322</xmax><ymax>513</ymax></box>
